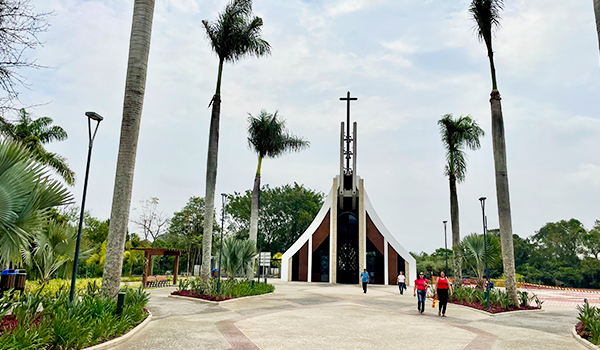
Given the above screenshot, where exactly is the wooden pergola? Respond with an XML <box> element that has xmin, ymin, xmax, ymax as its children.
<box><xmin>132</xmin><ymin>248</ymin><xmax>185</xmax><ymax>288</ymax></box>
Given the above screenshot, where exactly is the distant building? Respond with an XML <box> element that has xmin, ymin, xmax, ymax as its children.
<box><xmin>281</xmin><ymin>92</ymin><xmax>416</xmax><ymax>285</ymax></box>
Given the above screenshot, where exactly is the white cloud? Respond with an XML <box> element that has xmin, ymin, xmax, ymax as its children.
<box><xmin>381</xmin><ymin>40</ymin><xmax>417</xmax><ymax>53</ymax></box>
<box><xmin>325</xmin><ymin>0</ymin><xmax>386</xmax><ymax>17</ymax></box>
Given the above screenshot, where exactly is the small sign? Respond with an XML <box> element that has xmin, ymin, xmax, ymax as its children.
<box><xmin>259</xmin><ymin>252</ymin><xmax>271</xmax><ymax>267</ymax></box>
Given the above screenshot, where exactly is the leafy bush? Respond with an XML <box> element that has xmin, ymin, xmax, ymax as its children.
<box><xmin>173</xmin><ymin>277</ymin><xmax>274</xmax><ymax>300</ymax></box>
<box><xmin>25</xmin><ymin>277</ymin><xmax>142</xmax><ymax>295</ymax></box>
<box><xmin>450</xmin><ymin>286</ymin><xmax>542</xmax><ymax>313</ymax></box>
<box><xmin>0</xmin><ymin>284</ymin><xmax>149</xmax><ymax>349</ymax></box>
<box><xmin>577</xmin><ymin>301</ymin><xmax>600</xmax><ymax>345</ymax></box>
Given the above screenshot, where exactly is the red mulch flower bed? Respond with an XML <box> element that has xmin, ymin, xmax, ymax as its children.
<box><xmin>171</xmin><ymin>290</ymin><xmax>232</xmax><ymax>302</ymax></box>
<box><xmin>1</xmin><ymin>313</ymin><xmax>44</xmax><ymax>334</ymax></box>
<box><xmin>450</xmin><ymin>300</ymin><xmax>539</xmax><ymax>314</ymax></box>
<box><xmin>576</xmin><ymin>321</ymin><xmax>591</xmax><ymax>340</ymax></box>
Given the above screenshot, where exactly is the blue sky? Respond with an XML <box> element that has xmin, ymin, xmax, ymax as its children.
<box><xmin>12</xmin><ymin>0</ymin><xmax>600</xmax><ymax>253</ymax></box>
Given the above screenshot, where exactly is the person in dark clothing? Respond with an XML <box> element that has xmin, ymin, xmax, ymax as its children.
<box><xmin>360</xmin><ymin>269</ymin><xmax>369</xmax><ymax>293</ymax></box>
<box><xmin>436</xmin><ymin>271</ymin><xmax>453</xmax><ymax>316</ymax></box>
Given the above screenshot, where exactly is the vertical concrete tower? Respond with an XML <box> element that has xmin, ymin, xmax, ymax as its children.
<box><xmin>281</xmin><ymin>92</ymin><xmax>416</xmax><ymax>285</ymax></box>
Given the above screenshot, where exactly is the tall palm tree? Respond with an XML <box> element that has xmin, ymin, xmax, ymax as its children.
<box><xmin>0</xmin><ymin>108</ymin><xmax>75</xmax><ymax>185</ymax></box>
<box><xmin>102</xmin><ymin>0</ymin><xmax>155</xmax><ymax>298</ymax></box>
<box><xmin>595</xmin><ymin>0</ymin><xmax>600</xmax><ymax>57</ymax></box>
<box><xmin>0</xmin><ymin>139</ymin><xmax>72</xmax><ymax>267</ymax></box>
<box><xmin>200</xmin><ymin>0</ymin><xmax>271</xmax><ymax>280</ymax></box>
<box><xmin>461</xmin><ymin>233</ymin><xmax>501</xmax><ymax>290</ymax></box>
<box><xmin>246</xmin><ymin>110</ymin><xmax>309</xmax><ymax>278</ymax></box>
<box><xmin>470</xmin><ymin>0</ymin><xmax>519</xmax><ymax>305</ymax></box>
<box><xmin>438</xmin><ymin>114</ymin><xmax>484</xmax><ymax>286</ymax></box>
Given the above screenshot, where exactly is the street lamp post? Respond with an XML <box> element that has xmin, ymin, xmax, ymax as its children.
<box><xmin>217</xmin><ymin>193</ymin><xmax>227</xmax><ymax>294</ymax></box>
<box><xmin>479</xmin><ymin>197</ymin><xmax>490</xmax><ymax>309</ymax></box>
<box><xmin>70</xmin><ymin>112</ymin><xmax>103</xmax><ymax>302</ymax></box>
<box><xmin>443</xmin><ymin>220</ymin><xmax>448</xmax><ymax>274</ymax></box>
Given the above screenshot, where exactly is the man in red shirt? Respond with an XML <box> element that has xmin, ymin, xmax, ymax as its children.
<box><xmin>413</xmin><ymin>272</ymin><xmax>429</xmax><ymax>314</ymax></box>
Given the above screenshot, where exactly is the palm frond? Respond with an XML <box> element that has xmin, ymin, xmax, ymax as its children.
<box><xmin>203</xmin><ymin>0</ymin><xmax>271</xmax><ymax>63</ymax></box>
<box><xmin>438</xmin><ymin>114</ymin><xmax>484</xmax><ymax>183</ymax></box>
<box><xmin>35</xmin><ymin>150</ymin><xmax>76</xmax><ymax>185</ymax></box>
<box><xmin>0</xmin><ymin>139</ymin><xmax>72</xmax><ymax>266</ymax></box>
<box><xmin>469</xmin><ymin>0</ymin><xmax>504</xmax><ymax>49</ymax></box>
<box><xmin>247</xmin><ymin>110</ymin><xmax>309</xmax><ymax>159</ymax></box>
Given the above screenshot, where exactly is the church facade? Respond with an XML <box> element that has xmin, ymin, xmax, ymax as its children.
<box><xmin>281</xmin><ymin>92</ymin><xmax>416</xmax><ymax>286</ymax></box>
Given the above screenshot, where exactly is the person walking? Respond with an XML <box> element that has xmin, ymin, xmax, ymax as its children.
<box><xmin>436</xmin><ymin>271</ymin><xmax>453</xmax><ymax>317</ymax></box>
<box><xmin>360</xmin><ymin>269</ymin><xmax>370</xmax><ymax>293</ymax></box>
<box><xmin>397</xmin><ymin>271</ymin><xmax>406</xmax><ymax>295</ymax></box>
<box><xmin>413</xmin><ymin>272</ymin><xmax>429</xmax><ymax>314</ymax></box>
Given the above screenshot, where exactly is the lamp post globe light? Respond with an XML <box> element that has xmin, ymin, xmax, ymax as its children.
<box><xmin>479</xmin><ymin>197</ymin><xmax>490</xmax><ymax>309</ymax></box>
<box><xmin>443</xmin><ymin>220</ymin><xmax>448</xmax><ymax>274</ymax></box>
<box><xmin>217</xmin><ymin>193</ymin><xmax>227</xmax><ymax>294</ymax></box>
<box><xmin>70</xmin><ymin>112</ymin><xmax>103</xmax><ymax>302</ymax></box>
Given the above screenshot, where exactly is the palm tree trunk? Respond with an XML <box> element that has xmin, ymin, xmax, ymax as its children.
<box><xmin>102</xmin><ymin>0</ymin><xmax>155</xmax><ymax>298</ymax></box>
<box><xmin>201</xmin><ymin>59</ymin><xmax>224</xmax><ymax>280</ymax></box>
<box><xmin>449</xmin><ymin>175</ymin><xmax>462</xmax><ymax>286</ymax></box>
<box><xmin>247</xmin><ymin>156</ymin><xmax>262</xmax><ymax>279</ymax></box>
<box><xmin>490</xmin><ymin>89</ymin><xmax>519</xmax><ymax>306</ymax></box>
<box><xmin>595</xmin><ymin>0</ymin><xmax>600</xmax><ymax>58</ymax></box>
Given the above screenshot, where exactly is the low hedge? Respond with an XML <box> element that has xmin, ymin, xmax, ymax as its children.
<box><xmin>173</xmin><ymin>277</ymin><xmax>274</xmax><ymax>301</ymax></box>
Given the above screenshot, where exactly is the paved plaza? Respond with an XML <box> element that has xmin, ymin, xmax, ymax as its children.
<box><xmin>112</xmin><ymin>280</ymin><xmax>588</xmax><ymax>350</ymax></box>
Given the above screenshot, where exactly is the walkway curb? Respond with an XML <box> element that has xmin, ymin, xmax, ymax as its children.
<box><xmin>168</xmin><ymin>291</ymin><xmax>274</xmax><ymax>304</ymax></box>
<box><xmin>82</xmin><ymin>311</ymin><xmax>152</xmax><ymax>350</ymax></box>
<box><xmin>572</xmin><ymin>326</ymin><xmax>599</xmax><ymax>350</ymax></box>
<box><xmin>450</xmin><ymin>303</ymin><xmax>545</xmax><ymax>317</ymax></box>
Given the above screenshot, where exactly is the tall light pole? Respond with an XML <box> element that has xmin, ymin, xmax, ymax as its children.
<box><xmin>70</xmin><ymin>112</ymin><xmax>103</xmax><ymax>302</ymax></box>
<box><xmin>479</xmin><ymin>197</ymin><xmax>490</xmax><ymax>309</ymax></box>
<box><xmin>443</xmin><ymin>220</ymin><xmax>448</xmax><ymax>274</ymax></box>
<box><xmin>217</xmin><ymin>193</ymin><xmax>227</xmax><ymax>294</ymax></box>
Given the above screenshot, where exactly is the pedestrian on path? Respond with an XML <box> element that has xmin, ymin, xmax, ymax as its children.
<box><xmin>413</xmin><ymin>272</ymin><xmax>429</xmax><ymax>314</ymax></box>
<box><xmin>397</xmin><ymin>271</ymin><xmax>406</xmax><ymax>295</ymax></box>
<box><xmin>436</xmin><ymin>271</ymin><xmax>452</xmax><ymax>316</ymax></box>
<box><xmin>361</xmin><ymin>269</ymin><xmax>370</xmax><ymax>293</ymax></box>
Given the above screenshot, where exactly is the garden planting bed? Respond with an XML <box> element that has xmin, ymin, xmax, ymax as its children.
<box><xmin>450</xmin><ymin>300</ymin><xmax>540</xmax><ymax>314</ymax></box>
<box><xmin>171</xmin><ymin>289</ymin><xmax>233</xmax><ymax>302</ymax></box>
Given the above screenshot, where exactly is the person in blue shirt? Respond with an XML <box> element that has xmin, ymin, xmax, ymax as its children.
<box><xmin>360</xmin><ymin>269</ymin><xmax>370</xmax><ymax>293</ymax></box>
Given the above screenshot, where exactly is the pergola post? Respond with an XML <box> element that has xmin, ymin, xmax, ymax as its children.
<box><xmin>173</xmin><ymin>255</ymin><xmax>179</xmax><ymax>285</ymax></box>
<box><xmin>143</xmin><ymin>250</ymin><xmax>150</xmax><ymax>288</ymax></box>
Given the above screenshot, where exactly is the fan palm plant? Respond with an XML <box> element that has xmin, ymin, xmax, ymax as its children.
<box><xmin>29</xmin><ymin>220</ymin><xmax>92</xmax><ymax>282</ymax></box>
<box><xmin>438</xmin><ymin>114</ymin><xmax>484</xmax><ymax>286</ymax></box>
<box><xmin>200</xmin><ymin>0</ymin><xmax>271</xmax><ymax>280</ymax></box>
<box><xmin>0</xmin><ymin>139</ymin><xmax>72</xmax><ymax>266</ymax></box>
<box><xmin>222</xmin><ymin>236</ymin><xmax>257</xmax><ymax>278</ymax></box>
<box><xmin>246</xmin><ymin>110</ymin><xmax>309</xmax><ymax>278</ymax></box>
<box><xmin>461</xmin><ymin>233</ymin><xmax>501</xmax><ymax>290</ymax></box>
<box><xmin>103</xmin><ymin>0</ymin><xmax>156</xmax><ymax>298</ymax></box>
<box><xmin>0</xmin><ymin>108</ymin><xmax>75</xmax><ymax>185</ymax></box>
<box><xmin>469</xmin><ymin>0</ymin><xmax>519</xmax><ymax>305</ymax></box>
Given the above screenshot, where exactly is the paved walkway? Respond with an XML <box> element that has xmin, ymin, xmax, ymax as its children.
<box><xmin>112</xmin><ymin>280</ymin><xmax>587</xmax><ymax>350</ymax></box>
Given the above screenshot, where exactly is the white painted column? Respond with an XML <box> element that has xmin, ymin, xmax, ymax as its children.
<box><xmin>384</xmin><ymin>238</ymin><xmax>388</xmax><ymax>285</ymax></box>
<box><xmin>308</xmin><ymin>235</ymin><xmax>313</xmax><ymax>282</ymax></box>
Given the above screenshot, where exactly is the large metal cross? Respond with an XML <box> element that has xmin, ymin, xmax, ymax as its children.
<box><xmin>340</xmin><ymin>91</ymin><xmax>358</xmax><ymax>172</ymax></box>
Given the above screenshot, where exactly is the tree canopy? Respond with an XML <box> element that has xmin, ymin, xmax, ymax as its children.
<box><xmin>226</xmin><ymin>183</ymin><xmax>324</xmax><ymax>254</ymax></box>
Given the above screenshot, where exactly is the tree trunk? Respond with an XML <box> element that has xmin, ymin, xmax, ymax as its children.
<box><xmin>247</xmin><ymin>158</ymin><xmax>262</xmax><ymax>279</ymax></box>
<box><xmin>595</xmin><ymin>0</ymin><xmax>600</xmax><ymax>58</ymax></box>
<box><xmin>490</xmin><ymin>90</ymin><xmax>519</xmax><ymax>306</ymax></box>
<box><xmin>449</xmin><ymin>174</ymin><xmax>462</xmax><ymax>286</ymax></box>
<box><xmin>102</xmin><ymin>0</ymin><xmax>155</xmax><ymax>298</ymax></box>
<box><xmin>201</xmin><ymin>94</ymin><xmax>221</xmax><ymax>280</ymax></box>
